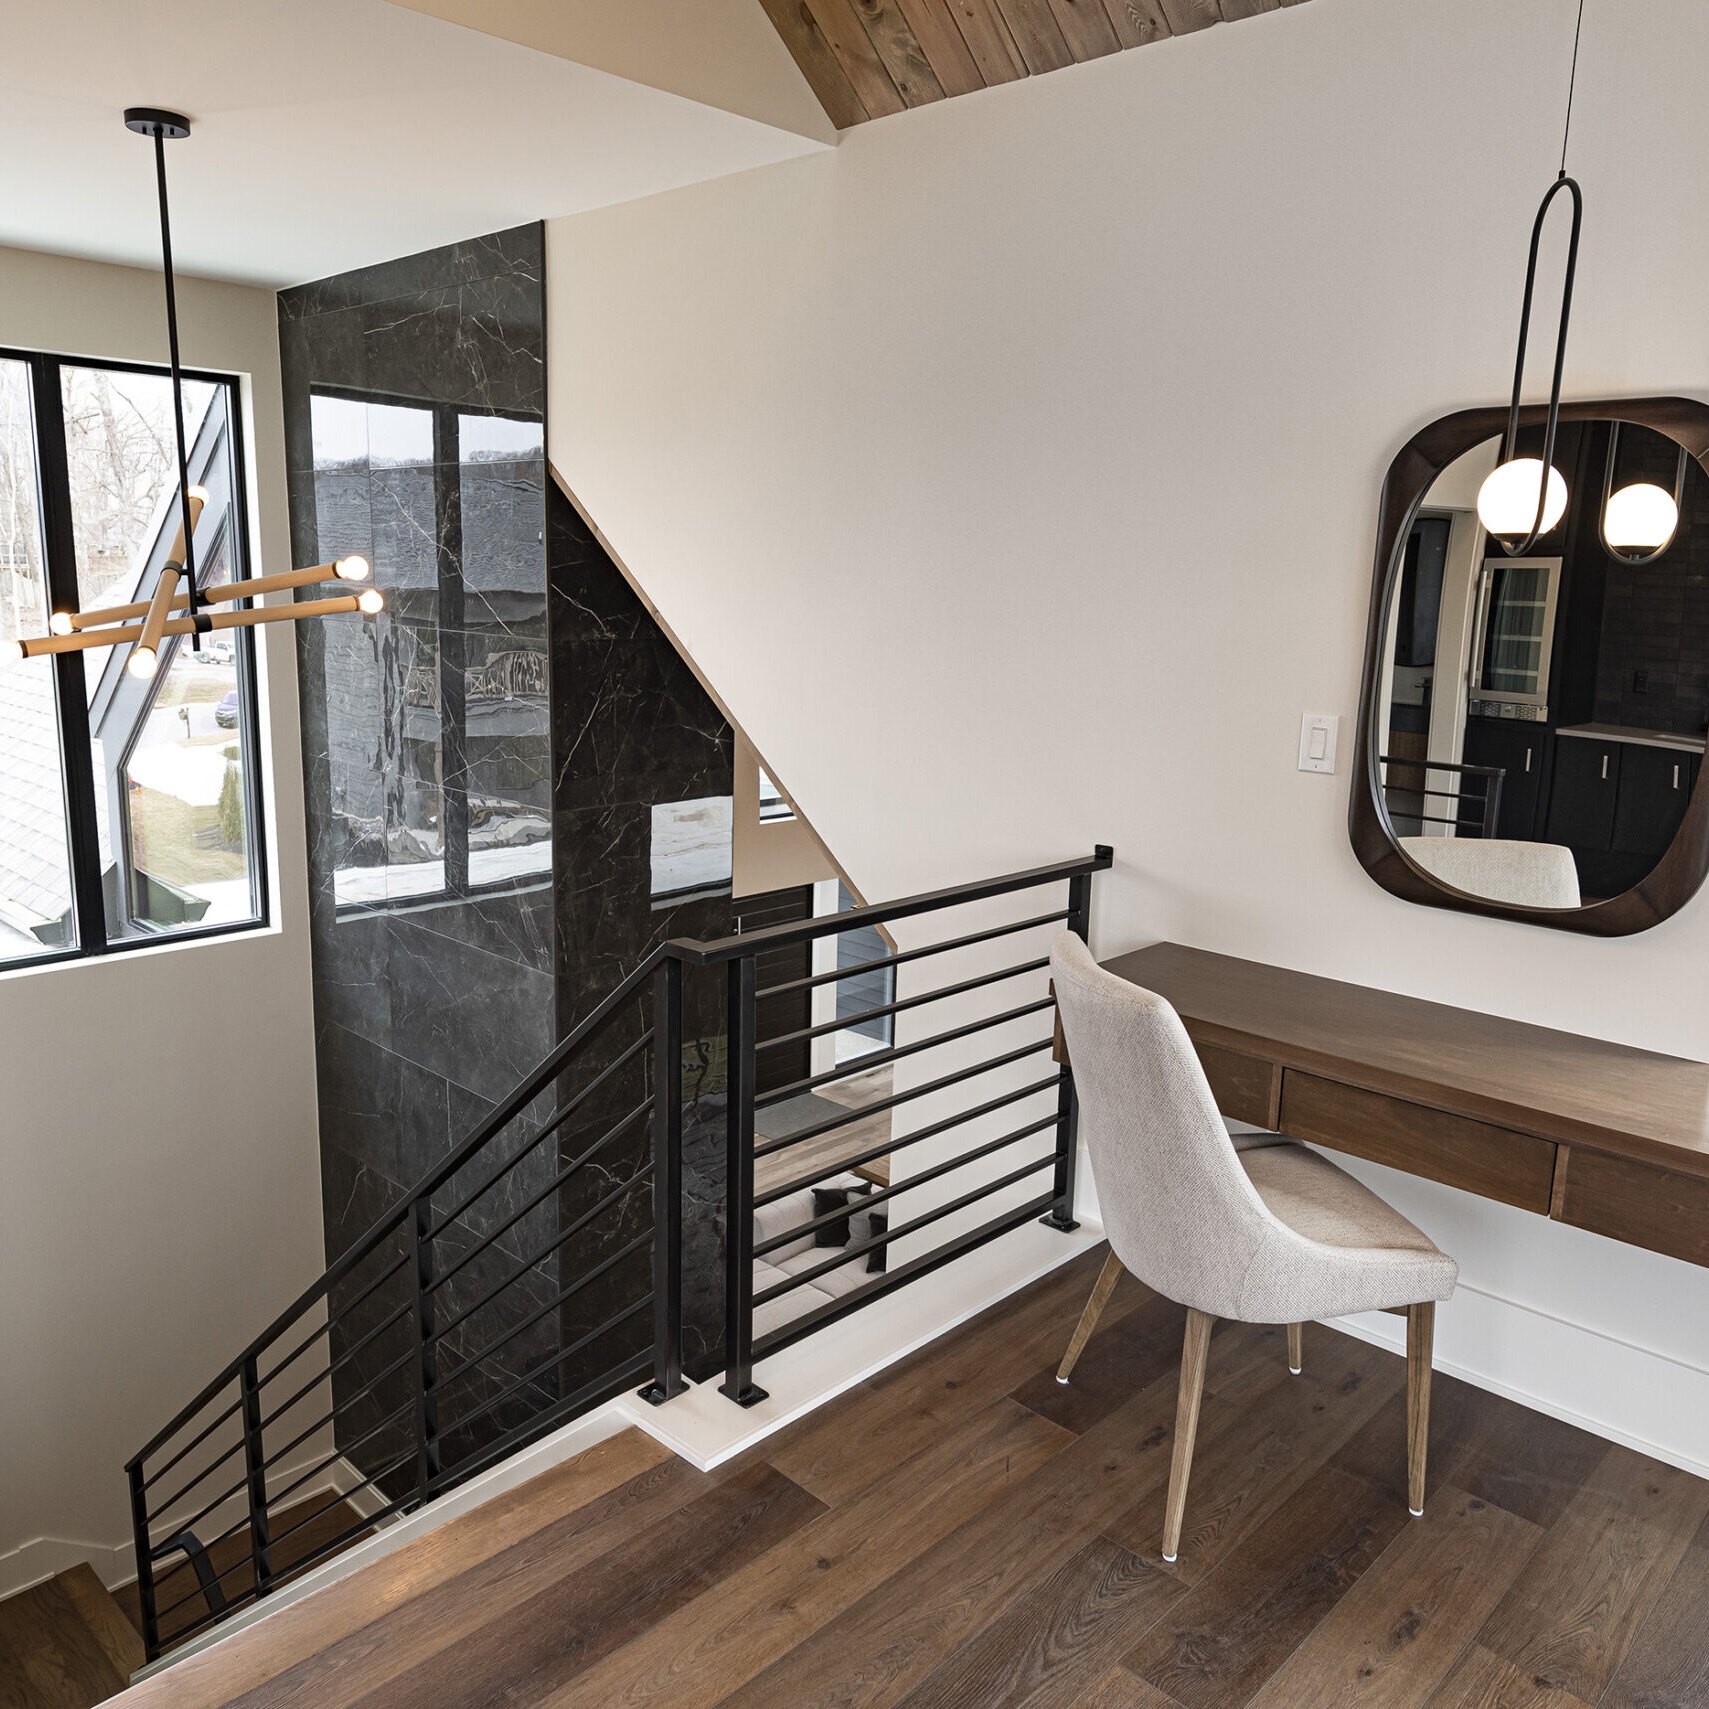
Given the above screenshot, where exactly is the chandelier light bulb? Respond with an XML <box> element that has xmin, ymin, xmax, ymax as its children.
<box><xmin>1604</xmin><ymin>481</ymin><xmax>1679</xmax><ymax>551</ymax></box>
<box><xmin>127</xmin><ymin>645</ymin><xmax>158</xmax><ymax>679</ymax></box>
<box><xmin>357</xmin><ymin>588</ymin><xmax>385</xmax><ymax>615</ymax></box>
<box><xmin>187</xmin><ymin>484</ymin><xmax>209</xmax><ymax>504</ymax></box>
<box><xmin>49</xmin><ymin>611</ymin><xmax>74</xmax><ymax>636</ymax></box>
<box><xmin>1477</xmin><ymin>457</ymin><xmax>1569</xmax><ymax>539</ymax></box>
<box><xmin>334</xmin><ymin>555</ymin><xmax>371</xmax><ymax>581</ymax></box>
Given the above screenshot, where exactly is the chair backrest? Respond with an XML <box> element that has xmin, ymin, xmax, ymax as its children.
<box><xmin>1050</xmin><ymin>931</ymin><xmax>1278</xmax><ymax>1313</ymax></box>
<box><xmin>1398</xmin><ymin>836</ymin><xmax>1581</xmax><ymax>909</ymax></box>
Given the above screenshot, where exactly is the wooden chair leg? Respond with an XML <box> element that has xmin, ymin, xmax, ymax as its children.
<box><xmin>1056</xmin><ymin>1248</ymin><xmax>1125</xmax><ymax>1384</ymax></box>
<box><xmin>1287</xmin><ymin>1322</ymin><xmax>1303</xmax><ymax>1375</ymax></box>
<box><xmin>1406</xmin><ymin>1301</ymin><xmax>1435</xmax><ymax>1516</ymax></box>
<box><xmin>1161</xmin><ymin>1308</ymin><xmax>1214</xmax><ymax>1563</ymax></box>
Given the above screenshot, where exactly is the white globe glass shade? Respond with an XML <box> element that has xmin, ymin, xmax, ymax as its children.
<box><xmin>1603</xmin><ymin>482</ymin><xmax>1679</xmax><ymax>551</ymax></box>
<box><xmin>1476</xmin><ymin>458</ymin><xmax>1568</xmax><ymax>539</ymax></box>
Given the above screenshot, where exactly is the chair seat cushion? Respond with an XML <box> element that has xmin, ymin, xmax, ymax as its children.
<box><xmin>1234</xmin><ymin>1141</ymin><xmax>1458</xmax><ymax>1319</ymax></box>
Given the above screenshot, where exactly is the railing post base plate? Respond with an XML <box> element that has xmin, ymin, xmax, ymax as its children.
<box><xmin>637</xmin><ymin>1380</ymin><xmax>687</xmax><ymax>1407</ymax></box>
<box><xmin>718</xmin><ymin>1380</ymin><xmax>770</xmax><ymax>1408</ymax></box>
<box><xmin>1039</xmin><ymin>1210</ymin><xmax>1081</xmax><ymax>1233</ymax></box>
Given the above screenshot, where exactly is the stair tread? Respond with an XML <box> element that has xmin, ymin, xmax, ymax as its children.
<box><xmin>54</xmin><ymin>1568</ymin><xmax>144</xmax><ymax>1683</ymax></box>
<box><xmin>0</xmin><ymin>1571</ymin><xmax>128</xmax><ymax>1708</ymax></box>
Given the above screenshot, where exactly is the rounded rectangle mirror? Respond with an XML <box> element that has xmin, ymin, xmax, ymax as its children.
<box><xmin>1352</xmin><ymin>398</ymin><xmax>1709</xmax><ymax>935</ymax></box>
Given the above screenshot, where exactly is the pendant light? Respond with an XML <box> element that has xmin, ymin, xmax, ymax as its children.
<box><xmin>1601</xmin><ymin>421</ymin><xmax>1685</xmax><ymax>561</ymax></box>
<box><xmin>1475</xmin><ymin>0</ymin><xmax>1586</xmax><ymax>555</ymax></box>
<box><xmin>10</xmin><ymin>109</ymin><xmax>383</xmax><ymax>667</ymax></box>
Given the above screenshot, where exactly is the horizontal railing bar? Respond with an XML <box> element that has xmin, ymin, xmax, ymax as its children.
<box><xmin>258</xmin><ymin>1300</ymin><xmax>413</xmax><ymax>1438</ymax></box>
<box><xmin>435</xmin><ymin>1294</ymin><xmax>654</xmax><ymax>1448</ymax></box>
<box><xmin>436</xmin><ymin>1228</ymin><xmax>655</xmax><ymax>1389</ymax></box>
<box><xmin>753</xmin><ymin>1073</ymin><xmax>1060</xmax><ymax>1207</ymax></box>
<box><xmin>261</xmin><ymin>1434</ymin><xmax>417</xmax><ymax>1528</ymax></box>
<box><xmin>753</xmin><ymin>1037</ymin><xmax>1054</xmax><ymax>1161</ymax></box>
<box><xmin>128</xmin><ymin>962</ymin><xmax>660</xmax><ymax>1469</ymax></box>
<box><xmin>139</xmin><ymin>1429</ymin><xmax>244</xmax><ymax>1519</ymax></box>
<box><xmin>752</xmin><ymin>1113</ymin><xmax>1058</xmax><ymax>1257</ymax></box>
<box><xmin>257</xmin><ymin>1381</ymin><xmax>418</xmax><ymax>1488</ymax></box>
<box><xmin>754</xmin><ymin>957</ymin><xmax>1050</xmax><ymax>1056</ymax></box>
<box><xmin>256</xmin><ymin>1250</ymin><xmax>412</xmax><ymax>1392</ymax></box>
<box><xmin>753</xmin><ymin>998</ymin><xmax>1053</xmax><ymax>1111</ymax></box>
<box><xmin>670</xmin><ymin>847</ymin><xmax>1112</xmax><ymax>967</ymax></box>
<box><xmin>755</xmin><ymin>909</ymin><xmax>1071</xmax><ymax>1002</ymax></box>
<box><xmin>753</xmin><ymin>1151</ymin><xmax>1058</xmax><ymax>1305</ymax></box>
<box><xmin>136</xmin><ymin>1395</ymin><xmax>244</xmax><ymax>1496</ymax></box>
<box><xmin>430</xmin><ymin>1351</ymin><xmax>655</xmax><ymax>1499</ymax></box>
<box><xmin>144</xmin><ymin>1466</ymin><xmax>251</xmax><ymax>1553</ymax></box>
<box><xmin>428</xmin><ymin>1096</ymin><xmax>654</xmax><ymax>1295</ymax></box>
<box><xmin>751</xmin><ymin>1193</ymin><xmax>1057</xmax><ymax>1363</ymax></box>
<box><xmin>252</xmin><ymin>1487</ymin><xmax>414</xmax><ymax>1585</ymax></box>
<box><xmin>426</xmin><ymin>1031</ymin><xmax>654</xmax><ymax>1240</ymax></box>
<box><xmin>430</xmin><ymin>1168</ymin><xmax>654</xmax><ymax>1344</ymax></box>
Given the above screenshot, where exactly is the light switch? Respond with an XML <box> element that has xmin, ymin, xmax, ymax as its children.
<box><xmin>1298</xmin><ymin>713</ymin><xmax>1339</xmax><ymax>775</ymax></box>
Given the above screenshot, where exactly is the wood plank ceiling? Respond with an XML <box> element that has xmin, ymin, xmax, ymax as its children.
<box><xmin>759</xmin><ymin>0</ymin><xmax>1312</xmax><ymax>128</ymax></box>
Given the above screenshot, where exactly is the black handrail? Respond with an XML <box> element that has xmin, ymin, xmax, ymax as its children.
<box><xmin>123</xmin><ymin>845</ymin><xmax>1111</xmax><ymax>1662</ymax></box>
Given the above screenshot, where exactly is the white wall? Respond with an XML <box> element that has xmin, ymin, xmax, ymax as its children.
<box><xmin>0</xmin><ymin>244</ymin><xmax>323</xmax><ymax>1589</ymax></box>
<box><xmin>544</xmin><ymin>0</ymin><xmax>1709</xmax><ymax>1473</ymax></box>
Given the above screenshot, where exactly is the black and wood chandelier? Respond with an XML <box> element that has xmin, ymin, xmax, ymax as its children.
<box><xmin>11</xmin><ymin>107</ymin><xmax>383</xmax><ymax>671</ymax></box>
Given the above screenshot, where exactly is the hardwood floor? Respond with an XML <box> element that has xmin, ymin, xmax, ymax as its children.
<box><xmin>0</xmin><ymin>1566</ymin><xmax>143</xmax><ymax>1708</ymax></box>
<box><xmin>14</xmin><ymin>1246</ymin><xmax>1705</xmax><ymax>1708</ymax></box>
<box><xmin>752</xmin><ymin>1062</ymin><xmax>893</xmax><ymax>1199</ymax></box>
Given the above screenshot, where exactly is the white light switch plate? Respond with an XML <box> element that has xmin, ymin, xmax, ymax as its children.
<box><xmin>1298</xmin><ymin>713</ymin><xmax>1339</xmax><ymax>774</ymax></box>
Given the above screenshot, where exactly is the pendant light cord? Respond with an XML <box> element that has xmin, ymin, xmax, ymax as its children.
<box><xmin>1558</xmin><ymin>0</ymin><xmax>1586</xmax><ymax>178</ymax></box>
<box><xmin>151</xmin><ymin>126</ymin><xmax>199</xmax><ymax>629</ymax></box>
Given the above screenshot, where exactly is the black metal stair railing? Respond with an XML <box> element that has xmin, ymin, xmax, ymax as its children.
<box><xmin>123</xmin><ymin>846</ymin><xmax>1110</xmax><ymax>1663</ymax></box>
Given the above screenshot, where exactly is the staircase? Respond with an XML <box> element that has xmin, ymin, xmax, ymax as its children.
<box><xmin>118</xmin><ymin>848</ymin><xmax>1112</xmax><ymax>1668</ymax></box>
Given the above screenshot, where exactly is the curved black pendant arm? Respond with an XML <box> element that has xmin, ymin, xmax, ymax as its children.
<box><xmin>1495</xmin><ymin>173</ymin><xmax>1583</xmax><ymax>558</ymax></box>
<box><xmin>1601</xmin><ymin>420</ymin><xmax>1689</xmax><ymax>566</ymax></box>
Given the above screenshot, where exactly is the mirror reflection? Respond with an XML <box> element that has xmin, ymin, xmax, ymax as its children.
<box><xmin>1377</xmin><ymin>419</ymin><xmax>1707</xmax><ymax>908</ymax></box>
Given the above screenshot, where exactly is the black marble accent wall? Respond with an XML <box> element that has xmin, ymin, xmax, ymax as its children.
<box><xmin>281</xmin><ymin>224</ymin><xmax>784</xmax><ymax>1472</ymax></box>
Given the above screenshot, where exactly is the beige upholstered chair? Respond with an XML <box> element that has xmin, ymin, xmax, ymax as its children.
<box><xmin>1399</xmin><ymin>835</ymin><xmax>1581</xmax><ymax>909</ymax></box>
<box><xmin>1049</xmin><ymin>932</ymin><xmax>1457</xmax><ymax>1560</ymax></box>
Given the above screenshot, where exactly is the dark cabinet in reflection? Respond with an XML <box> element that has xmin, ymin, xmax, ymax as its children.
<box><xmin>1460</xmin><ymin>717</ymin><xmax>1546</xmax><ymax>841</ymax></box>
<box><xmin>1612</xmin><ymin>744</ymin><xmax>1697</xmax><ymax>857</ymax></box>
<box><xmin>1545</xmin><ymin>736</ymin><xmax>1622</xmax><ymax>851</ymax></box>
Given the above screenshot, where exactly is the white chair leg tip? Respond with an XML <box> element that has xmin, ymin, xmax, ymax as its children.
<box><xmin>1056</xmin><ymin>1375</ymin><xmax>1069</xmax><ymax>1385</ymax></box>
<box><xmin>1161</xmin><ymin>1550</ymin><xmax>1177</xmax><ymax>1563</ymax></box>
<box><xmin>1408</xmin><ymin>1506</ymin><xmax>1424</xmax><ymax>1517</ymax></box>
<box><xmin>1289</xmin><ymin>1363</ymin><xmax>1302</xmax><ymax>1375</ymax></box>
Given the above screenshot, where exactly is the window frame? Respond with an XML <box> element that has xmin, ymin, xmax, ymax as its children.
<box><xmin>1</xmin><ymin>344</ymin><xmax>270</xmax><ymax>969</ymax></box>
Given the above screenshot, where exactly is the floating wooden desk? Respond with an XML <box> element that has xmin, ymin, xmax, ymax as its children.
<box><xmin>1094</xmin><ymin>942</ymin><xmax>1709</xmax><ymax>1270</ymax></box>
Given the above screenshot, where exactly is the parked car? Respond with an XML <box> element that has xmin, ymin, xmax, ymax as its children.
<box><xmin>215</xmin><ymin>690</ymin><xmax>239</xmax><ymax>729</ymax></box>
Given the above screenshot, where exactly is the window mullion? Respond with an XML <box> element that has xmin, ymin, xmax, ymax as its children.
<box><xmin>30</xmin><ymin>355</ymin><xmax>109</xmax><ymax>954</ymax></box>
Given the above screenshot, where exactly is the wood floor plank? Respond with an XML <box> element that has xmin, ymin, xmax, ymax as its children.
<box><xmin>344</xmin><ymin>1463</ymin><xmax>825</xmax><ymax>1709</ymax></box>
<box><xmin>1246</xmin><ymin>1488</ymin><xmax>1541</xmax><ymax>1708</ymax></box>
<box><xmin>56</xmin><ymin>1567</ymin><xmax>144</xmax><ymax>1682</ymax></box>
<box><xmin>0</xmin><ymin>1578</ymin><xmax>125</xmax><ymax>1709</ymax></box>
<box><xmin>714</xmin><ymin>1368</ymin><xmax>1188</xmax><ymax>1709</ymax></box>
<box><xmin>1337</xmin><ymin>1373</ymin><xmax>1607</xmax><ymax>1532</ymax></box>
<box><xmin>894</xmin><ymin>1538</ymin><xmax>1177</xmax><ymax>1709</ymax></box>
<box><xmin>1106</xmin><ymin>1327</ymin><xmax>1407</xmax><ymax>1585</ymax></box>
<box><xmin>1073</xmin><ymin>1669</ymin><xmax>1185</xmax><ymax>1708</ymax></box>
<box><xmin>1476</xmin><ymin>1444</ymin><xmax>1709</xmax><ymax>1702</ymax></box>
<box><xmin>1598</xmin><ymin>1505</ymin><xmax>1709</xmax><ymax>1709</ymax></box>
<box><xmin>121</xmin><ymin>1428</ymin><xmax>684</xmax><ymax>1709</ymax></box>
<box><xmin>536</xmin><ymin>1398</ymin><xmax>1071</xmax><ymax>1709</ymax></box>
<box><xmin>1009</xmin><ymin>1289</ymin><xmax>1191</xmax><ymax>1437</ymax></box>
<box><xmin>768</xmin><ymin>1245</ymin><xmax>1145</xmax><ymax>1504</ymax></box>
<box><xmin>1123</xmin><ymin>1463</ymin><xmax>1410</xmax><ymax>1709</ymax></box>
<box><xmin>1421</xmin><ymin>1644</ymin><xmax>1592</xmax><ymax>1708</ymax></box>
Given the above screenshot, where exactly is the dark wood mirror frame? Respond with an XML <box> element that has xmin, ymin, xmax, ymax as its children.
<box><xmin>1351</xmin><ymin>396</ymin><xmax>1709</xmax><ymax>936</ymax></box>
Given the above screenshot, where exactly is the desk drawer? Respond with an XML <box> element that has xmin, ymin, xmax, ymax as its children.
<box><xmin>1192</xmin><ymin>1039</ymin><xmax>1278</xmax><ymax>1128</ymax></box>
<box><xmin>1557</xmin><ymin>1148</ymin><xmax>1709</xmax><ymax>1268</ymax></box>
<box><xmin>1277</xmin><ymin>1071</ymin><xmax>1556</xmax><ymax>1214</ymax></box>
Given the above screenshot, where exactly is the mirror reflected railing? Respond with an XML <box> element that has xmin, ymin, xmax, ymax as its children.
<box><xmin>1379</xmin><ymin>756</ymin><xmax>1506</xmax><ymax>841</ymax></box>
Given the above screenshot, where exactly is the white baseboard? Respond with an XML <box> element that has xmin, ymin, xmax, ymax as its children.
<box><xmin>1330</xmin><ymin>1278</ymin><xmax>1709</xmax><ymax>1482</ymax></box>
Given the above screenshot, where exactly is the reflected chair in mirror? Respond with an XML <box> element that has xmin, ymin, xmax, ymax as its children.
<box><xmin>1048</xmin><ymin>932</ymin><xmax>1458</xmax><ymax>1558</ymax></box>
<box><xmin>1399</xmin><ymin>836</ymin><xmax>1582</xmax><ymax>909</ymax></box>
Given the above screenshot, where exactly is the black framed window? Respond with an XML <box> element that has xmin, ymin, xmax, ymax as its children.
<box><xmin>0</xmin><ymin>349</ymin><xmax>267</xmax><ymax>969</ymax></box>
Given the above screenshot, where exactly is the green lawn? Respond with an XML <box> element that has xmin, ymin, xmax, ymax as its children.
<box><xmin>129</xmin><ymin>784</ymin><xmax>247</xmax><ymax>884</ymax></box>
